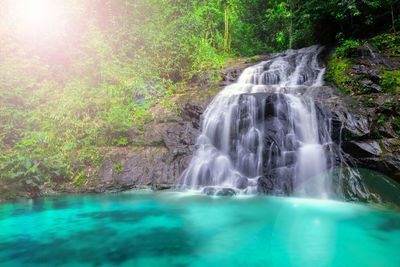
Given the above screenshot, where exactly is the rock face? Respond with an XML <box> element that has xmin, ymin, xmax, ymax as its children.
<box><xmin>76</xmin><ymin>111</ymin><xmax>201</xmax><ymax>193</ymax></box>
<box><xmin>305</xmin><ymin>85</ymin><xmax>400</xmax><ymax>201</ymax></box>
<box><xmin>312</xmin><ymin>86</ymin><xmax>400</xmax><ymax>184</ymax></box>
<box><xmin>339</xmin><ymin>103</ymin><xmax>400</xmax><ymax>182</ymax></box>
<box><xmin>326</xmin><ymin>43</ymin><xmax>400</xmax><ymax>183</ymax></box>
<box><xmin>97</xmin><ymin>122</ymin><xmax>197</xmax><ymax>192</ymax></box>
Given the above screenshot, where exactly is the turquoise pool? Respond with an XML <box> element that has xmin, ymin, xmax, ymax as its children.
<box><xmin>1</xmin><ymin>191</ymin><xmax>399</xmax><ymax>266</ymax></box>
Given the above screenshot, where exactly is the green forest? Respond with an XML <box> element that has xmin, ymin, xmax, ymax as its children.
<box><xmin>1</xmin><ymin>0</ymin><xmax>399</xmax><ymax>199</ymax></box>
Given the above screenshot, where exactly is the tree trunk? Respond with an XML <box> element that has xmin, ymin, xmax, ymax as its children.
<box><xmin>224</xmin><ymin>6</ymin><xmax>228</xmax><ymax>52</ymax></box>
<box><xmin>224</xmin><ymin>5</ymin><xmax>231</xmax><ymax>53</ymax></box>
<box><xmin>228</xmin><ymin>6</ymin><xmax>231</xmax><ymax>52</ymax></box>
<box><xmin>391</xmin><ymin>5</ymin><xmax>396</xmax><ymax>33</ymax></box>
<box><xmin>289</xmin><ymin>1</ymin><xmax>293</xmax><ymax>49</ymax></box>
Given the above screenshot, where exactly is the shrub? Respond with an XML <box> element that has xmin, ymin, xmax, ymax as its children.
<box><xmin>334</xmin><ymin>40</ymin><xmax>360</xmax><ymax>58</ymax></box>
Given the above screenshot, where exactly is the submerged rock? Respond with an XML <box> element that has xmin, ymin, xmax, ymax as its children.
<box><xmin>216</xmin><ymin>188</ymin><xmax>237</xmax><ymax>196</ymax></box>
<box><xmin>235</xmin><ymin>176</ymin><xmax>248</xmax><ymax>190</ymax></box>
<box><xmin>202</xmin><ymin>187</ymin><xmax>217</xmax><ymax>195</ymax></box>
<box><xmin>203</xmin><ymin>187</ymin><xmax>237</xmax><ymax>196</ymax></box>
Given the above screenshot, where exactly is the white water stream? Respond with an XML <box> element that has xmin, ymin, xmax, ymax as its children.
<box><xmin>179</xmin><ymin>46</ymin><xmax>337</xmax><ymax>197</ymax></box>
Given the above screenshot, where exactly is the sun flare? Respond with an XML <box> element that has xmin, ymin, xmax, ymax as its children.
<box><xmin>18</xmin><ymin>0</ymin><xmax>48</xmax><ymax>23</ymax></box>
<box><xmin>8</xmin><ymin>0</ymin><xmax>64</xmax><ymax>39</ymax></box>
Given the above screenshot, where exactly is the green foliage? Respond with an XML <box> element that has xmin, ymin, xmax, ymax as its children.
<box><xmin>362</xmin><ymin>98</ymin><xmax>375</xmax><ymax>108</ymax></box>
<box><xmin>73</xmin><ymin>171</ymin><xmax>87</xmax><ymax>187</ymax></box>
<box><xmin>383</xmin><ymin>100</ymin><xmax>395</xmax><ymax>108</ymax></box>
<box><xmin>327</xmin><ymin>57</ymin><xmax>353</xmax><ymax>94</ymax></box>
<box><xmin>379</xmin><ymin>69</ymin><xmax>400</xmax><ymax>93</ymax></box>
<box><xmin>392</xmin><ymin>117</ymin><xmax>400</xmax><ymax>135</ymax></box>
<box><xmin>371</xmin><ymin>33</ymin><xmax>400</xmax><ymax>55</ymax></box>
<box><xmin>334</xmin><ymin>40</ymin><xmax>360</xmax><ymax>58</ymax></box>
<box><xmin>113</xmin><ymin>163</ymin><xmax>123</xmax><ymax>175</ymax></box>
<box><xmin>0</xmin><ymin>153</ymin><xmax>67</xmax><ymax>198</ymax></box>
<box><xmin>377</xmin><ymin>113</ymin><xmax>385</xmax><ymax>125</ymax></box>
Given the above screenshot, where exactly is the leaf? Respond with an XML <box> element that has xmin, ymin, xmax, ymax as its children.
<box><xmin>10</xmin><ymin>171</ymin><xmax>25</xmax><ymax>179</ymax></box>
<box><xmin>25</xmin><ymin>158</ymin><xmax>32</xmax><ymax>170</ymax></box>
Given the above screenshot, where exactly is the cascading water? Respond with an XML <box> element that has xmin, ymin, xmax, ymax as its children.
<box><xmin>179</xmin><ymin>46</ymin><xmax>344</xmax><ymax>197</ymax></box>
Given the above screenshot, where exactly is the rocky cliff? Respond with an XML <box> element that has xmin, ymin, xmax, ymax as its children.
<box><xmin>327</xmin><ymin>43</ymin><xmax>400</xmax><ymax>183</ymax></box>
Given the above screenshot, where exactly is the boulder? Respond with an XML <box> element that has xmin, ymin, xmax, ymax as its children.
<box><xmin>342</xmin><ymin>140</ymin><xmax>382</xmax><ymax>158</ymax></box>
<box><xmin>216</xmin><ymin>188</ymin><xmax>237</xmax><ymax>196</ymax></box>
<box><xmin>202</xmin><ymin>187</ymin><xmax>237</xmax><ymax>196</ymax></box>
<box><xmin>202</xmin><ymin>187</ymin><xmax>217</xmax><ymax>196</ymax></box>
<box><xmin>235</xmin><ymin>176</ymin><xmax>248</xmax><ymax>190</ymax></box>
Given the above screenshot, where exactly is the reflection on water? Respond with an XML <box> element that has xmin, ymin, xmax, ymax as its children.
<box><xmin>0</xmin><ymin>191</ymin><xmax>399</xmax><ymax>266</ymax></box>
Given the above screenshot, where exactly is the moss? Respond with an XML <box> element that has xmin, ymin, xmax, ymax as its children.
<box><xmin>371</xmin><ymin>130</ymin><xmax>382</xmax><ymax>139</ymax></box>
<box><xmin>392</xmin><ymin>117</ymin><xmax>400</xmax><ymax>135</ymax></box>
<box><xmin>379</xmin><ymin>69</ymin><xmax>400</xmax><ymax>93</ymax></box>
<box><xmin>383</xmin><ymin>100</ymin><xmax>395</xmax><ymax>108</ymax></box>
<box><xmin>328</xmin><ymin>33</ymin><xmax>400</xmax><ymax>96</ymax></box>
<box><xmin>377</xmin><ymin>139</ymin><xmax>388</xmax><ymax>156</ymax></box>
<box><xmin>151</xmin><ymin>147</ymin><xmax>162</xmax><ymax>155</ymax></box>
<box><xmin>362</xmin><ymin>97</ymin><xmax>375</xmax><ymax>107</ymax></box>
<box><xmin>327</xmin><ymin>57</ymin><xmax>353</xmax><ymax>94</ymax></box>
<box><xmin>131</xmin><ymin>146</ymin><xmax>145</xmax><ymax>152</ymax></box>
<box><xmin>388</xmin><ymin>140</ymin><xmax>400</xmax><ymax>153</ymax></box>
<box><xmin>370</xmin><ymin>33</ymin><xmax>400</xmax><ymax>56</ymax></box>
<box><xmin>334</xmin><ymin>40</ymin><xmax>360</xmax><ymax>58</ymax></box>
<box><xmin>247</xmin><ymin>56</ymin><xmax>262</xmax><ymax>63</ymax></box>
<box><xmin>377</xmin><ymin>113</ymin><xmax>385</xmax><ymax>125</ymax></box>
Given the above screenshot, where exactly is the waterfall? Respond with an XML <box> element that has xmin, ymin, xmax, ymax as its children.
<box><xmin>178</xmin><ymin>46</ymin><xmax>342</xmax><ymax>198</ymax></box>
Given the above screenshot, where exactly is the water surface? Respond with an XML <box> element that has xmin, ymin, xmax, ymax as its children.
<box><xmin>1</xmin><ymin>191</ymin><xmax>399</xmax><ymax>266</ymax></box>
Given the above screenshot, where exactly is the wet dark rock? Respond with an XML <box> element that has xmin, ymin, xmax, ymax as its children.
<box><xmin>358</xmin><ymin>79</ymin><xmax>381</xmax><ymax>93</ymax></box>
<box><xmin>330</xmin><ymin>116</ymin><xmax>342</xmax><ymax>142</ymax></box>
<box><xmin>179</xmin><ymin>102</ymin><xmax>203</xmax><ymax>129</ymax></box>
<box><xmin>357</xmin><ymin>46</ymin><xmax>373</xmax><ymax>58</ymax></box>
<box><xmin>342</xmin><ymin>111</ymin><xmax>371</xmax><ymax>139</ymax></box>
<box><xmin>235</xmin><ymin>176</ymin><xmax>248</xmax><ymax>189</ymax></box>
<box><xmin>88</xmin><ymin>120</ymin><xmax>200</xmax><ymax>193</ymax></box>
<box><xmin>216</xmin><ymin>188</ymin><xmax>237</xmax><ymax>196</ymax></box>
<box><xmin>257</xmin><ymin>176</ymin><xmax>274</xmax><ymax>194</ymax></box>
<box><xmin>70</xmin><ymin>120</ymin><xmax>200</xmax><ymax>194</ymax></box>
<box><xmin>259</xmin><ymin>167</ymin><xmax>294</xmax><ymax>195</ymax></box>
<box><xmin>283</xmin><ymin>151</ymin><xmax>297</xmax><ymax>165</ymax></box>
<box><xmin>381</xmin><ymin>138</ymin><xmax>400</xmax><ymax>152</ymax></box>
<box><xmin>202</xmin><ymin>187</ymin><xmax>237</xmax><ymax>196</ymax></box>
<box><xmin>321</xmin><ymin>95</ymin><xmax>400</xmax><ymax>184</ymax></box>
<box><xmin>202</xmin><ymin>187</ymin><xmax>217</xmax><ymax>196</ymax></box>
<box><xmin>224</xmin><ymin>69</ymin><xmax>243</xmax><ymax>83</ymax></box>
<box><xmin>342</xmin><ymin>140</ymin><xmax>382</xmax><ymax>157</ymax></box>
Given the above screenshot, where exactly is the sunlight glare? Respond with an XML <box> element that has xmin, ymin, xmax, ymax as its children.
<box><xmin>10</xmin><ymin>0</ymin><xmax>63</xmax><ymax>38</ymax></box>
